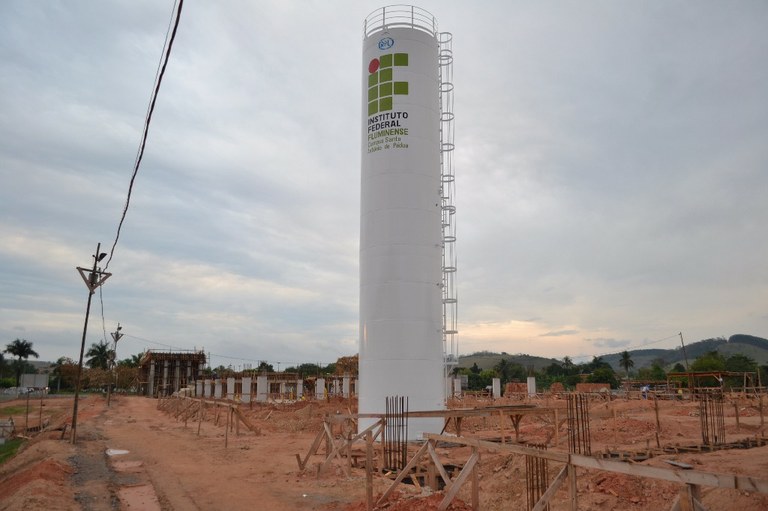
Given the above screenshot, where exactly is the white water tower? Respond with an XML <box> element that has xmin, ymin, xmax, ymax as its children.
<box><xmin>359</xmin><ymin>6</ymin><xmax>456</xmax><ymax>439</ymax></box>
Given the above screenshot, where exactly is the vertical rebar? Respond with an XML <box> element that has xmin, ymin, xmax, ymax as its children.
<box><xmin>699</xmin><ymin>389</ymin><xmax>725</xmax><ymax>446</ymax></box>
<box><xmin>566</xmin><ymin>393</ymin><xmax>591</xmax><ymax>455</ymax></box>
<box><xmin>383</xmin><ymin>395</ymin><xmax>409</xmax><ymax>471</ymax></box>
<box><xmin>525</xmin><ymin>443</ymin><xmax>549</xmax><ymax>511</ymax></box>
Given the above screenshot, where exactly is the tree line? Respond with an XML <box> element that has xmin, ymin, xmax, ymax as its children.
<box><xmin>455</xmin><ymin>349</ymin><xmax>768</xmax><ymax>392</ymax></box>
<box><xmin>1</xmin><ymin>338</ymin><xmax>143</xmax><ymax>392</ymax></box>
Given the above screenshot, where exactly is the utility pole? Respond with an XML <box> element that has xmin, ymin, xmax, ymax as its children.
<box><xmin>107</xmin><ymin>323</ymin><xmax>123</xmax><ymax>407</ymax></box>
<box><xmin>71</xmin><ymin>243</ymin><xmax>112</xmax><ymax>444</ymax></box>
<box><xmin>679</xmin><ymin>331</ymin><xmax>693</xmax><ymax>397</ymax></box>
<box><xmin>679</xmin><ymin>332</ymin><xmax>690</xmax><ymax>371</ymax></box>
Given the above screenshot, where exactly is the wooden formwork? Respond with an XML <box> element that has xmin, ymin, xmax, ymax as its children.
<box><xmin>156</xmin><ymin>395</ymin><xmax>260</xmax><ymax>447</ymax></box>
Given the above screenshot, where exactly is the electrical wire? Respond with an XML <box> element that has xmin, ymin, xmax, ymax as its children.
<box><xmin>103</xmin><ymin>0</ymin><xmax>184</xmax><ymax>271</ymax></box>
<box><xmin>91</xmin><ymin>0</ymin><xmax>182</xmax><ymax>359</ymax></box>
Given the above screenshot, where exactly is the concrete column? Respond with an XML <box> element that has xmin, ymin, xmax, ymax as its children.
<box><xmin>162</xmin><ymin>360</ymin><xmax>169</xmax><ymax>396</ymax></box>
<box><xmin>241</xmin><ymin>377</ymin><xmax>252</xmax><ymax>403</ymax></box>
<box><xmin>174</xmin><ymin>362</ymin><xmax>181</xmax><ymax>393</ymax></box>
<box><xmin>195</xmin><ymin>380</ymin><xmax>202</xmax><ymax>397</ymax></box>
<box><xmin>214</xmin><ymin>379</ymin><xmax>223</xmax><ymax>399</ymax></box>
<box><xmin>343</xmin><ymin>374</ymin><xmax>350</xmax><ymax>398</ymax></box>
<box><xmin>296</xmin><ymin>378</ymin><xmax>303</xmax><ymax>399</ymax></box>
<box><xmin>492</xmin><ymin>378</ymin><xmax>501</xmax><ymax>399</ymax></box>
<box><xmin>527</xmin><ymin>376</ymin><xmax>536</xmax><ymax>397</ymax></box>
<box><xmin>187</xmin><ymin>361</ymin><xmax>192</xmax><ymax>383</ymax></box>
<box><xmin>280</xmin><ymin>382</ymin><xmax>286</xmax><ymax>399</ymax></box>
<box><xmin>355</xmin><ymin>378</ymin><xmax>359</xmax><ymax>397</ymax></box>
<box><xmin>453</xmin><ymin>377</ymin><xmax>462</xmax><ymax>398</ymax></box>
<box><xmin>226</xmin><ymin>377</ymin><xmax>235</xmax><ymax>400</ymax></box>
<box><xmin>148</xmin><ymin>362</ymin><xmax>156</xmax><ymax>397</ymax></box>
<box><xmin>316</xmin><ymin>378</ymin><xmax>326</xmax><ymax>400</ymax></box>
<box><xmin>256</xmin><ymin>375</ymin><xmax>268</xmax><ymax>402</ymax></box>
<box><xmin>203</xmin><ymin>379</ymin><xmax>211</xmax><ymax>397</ymax></box>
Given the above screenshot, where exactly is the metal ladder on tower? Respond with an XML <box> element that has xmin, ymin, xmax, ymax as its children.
<box><xmin>438</xmin><ymin>31</ymin><xmax>458</xmax><ymax>385</ymax></box>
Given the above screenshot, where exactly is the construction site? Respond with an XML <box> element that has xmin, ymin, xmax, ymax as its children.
<box><xmin>0</xmin><ymin>378</ymin><xmax>767</xmax><ymax>510</ymax></box>
<box><xmin>1</xmin><ymin>3</ymin><xmax>765</xmax><ymax>510</ymax></box>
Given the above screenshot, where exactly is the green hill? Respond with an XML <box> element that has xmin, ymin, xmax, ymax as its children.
<box><xmin>459</xmin><ymin>334</ymin><xmax>768</xmax><ymax>373</ymax></box>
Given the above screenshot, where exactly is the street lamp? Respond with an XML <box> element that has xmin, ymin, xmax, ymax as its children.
<box><xmin>71</xmin><ymin>243</ymin><xmax>112</xmax><ymax>444</ymax></box>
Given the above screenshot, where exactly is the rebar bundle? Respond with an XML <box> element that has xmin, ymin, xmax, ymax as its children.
<box><xmin>699</xmin><ymin>389</ymin><xmax>725</xmax><ymax>446</ymax></box>
<box><xmin>383</xmin><ymin>395</ymin><xmax>409</xmax><ymax>471</ymax></box>
<box><xmin>525</xmin><ymin>443</ymin><xmax>549</xmax><ymax>511</ymax></box>
<box><xmin>566</xmin><ymin>393</ymin><xmax>591</xmax><ymax>455</ymax></box>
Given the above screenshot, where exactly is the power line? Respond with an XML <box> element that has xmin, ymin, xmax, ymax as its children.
<box><xmin>103</xmin><ymin>0</ymin><xmax>184</xmax><ymax>271</ymax></box>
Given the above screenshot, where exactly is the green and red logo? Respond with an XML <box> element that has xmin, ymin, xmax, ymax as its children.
<box><xmin>367</xmin><ymin>53</ymin><xmax>409</xmax><ymax>116</ymax></box>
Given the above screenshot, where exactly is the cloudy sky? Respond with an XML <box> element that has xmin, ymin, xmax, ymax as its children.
<box><xmin>1</xmin><ymin>1</ymin><xmax>766</xmax><ymax>369</ymax></box>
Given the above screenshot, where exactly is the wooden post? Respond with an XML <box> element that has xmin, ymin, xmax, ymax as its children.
<box><xmin>678</xmin><ymin>483</ymin><xmax>702</xmax><ymax>511</ymax></box>
<box><xmin>366</xmin><ymin>431</ymin><xmax>374</xmax><ymax>511</ymax></box>
<box><xmin>568</xmin><ymin>464</ymin><xmax>578</xmax><ymax>511</ymax></box>
<box><xmin>427</xmin><ymin>459</ymin><xmax>437</xmax><ymax>491</ymax></box>
<box><xmin>554</xmin><ymin>409</ymin><xmax>559</xmax><ymax>447</ymax></box>
<box><xmin>499</xmin><ymin>410</ymin><xmax>505</xmax><ymax>444</ymax></box>
<box><xmin>654</xmin><ymin>397</ymin><xmax>661</xmax><ymax>448</ymax></box>
<box><xmin>613</xmin><ymin>405</ymin><xmax>618</xmax><ymax>447</ymax></box>
<box><xmin>25</xmin><ymin>391</ymin><xmax>30</xmax><ymax>433</ymax></box>
<box><xmin>471</xmin><ymin>447</ymin><xmax>479</xmax><ymax>510</ymax></box>
<box><xmin>225</xmin><ymin>405</ymin><xmax>230</xmax><ymax>448</ymax></box>
<box><xmin>734</xmin><ymin>402</ymin><xmax>740</xmax><ymax>433</ymax></box>
<box><xmin>760</xmin><ymin>395</ymin><xmax>765</xmax><ymax>436</ymax></box>
<box><xmin>197</xmin><ymin>397</ymin><xmax>203</xmax><ymax>436</ymax></box>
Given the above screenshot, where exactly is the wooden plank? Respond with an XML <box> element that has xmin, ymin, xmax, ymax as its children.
<box><xmin>423</xmin><ymin>433</ymin><xmax>569</xmax><ymax>463</ymax></box>
<box><xmin>427</xmin><ymin>441</ymin><xmax>453</xmax><ymax>491</ymax></box>
<box><xmin>438</xmin><ymin>450</ymin><xmax>478</xmax><ymax>511</ymax></box>
<box><xmin>296</xmin><ymin>428</ymin><xmax>326</xmax><ymax>471</ymax></box>
<box><xmin>532</xmin><ymin>465</ymin><xmax>567</xmax><ymax>511</ymax></box>
<box><xmin>232</xmin><ymin>408</ymin><xmax>260</xmax><ymax>434</ymax></box>
<box><xmin>376</xmin><ymin>441</ymin><xmax>430</xmax><ymax>506</ymax></box>
<box><xmin>570</xmin><ymin>454</ymin><xmax>768</xmax><ymax>494</ymax></box>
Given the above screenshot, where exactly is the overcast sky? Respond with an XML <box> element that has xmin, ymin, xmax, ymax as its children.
<box><xmin>1</xmin><ymin>1</ymin><xmax>766</xmax><ymax>369</ymax></box>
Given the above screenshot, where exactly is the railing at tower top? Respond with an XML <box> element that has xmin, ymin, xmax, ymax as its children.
<box><xmin>364</xmin><ymin>5</ymin><xmax>438</xmax><ymax>37</ymax></box>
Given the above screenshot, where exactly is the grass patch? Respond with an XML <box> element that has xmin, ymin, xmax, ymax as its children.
<box><xmin>0</xmin><ymin>406</ymin><xmax>27</xmax><ymax>415</ymax></box>
<box><xmin>0</xmin><ymin>438</ymin><xmax>25</xmax><ymax>465</ymax></box>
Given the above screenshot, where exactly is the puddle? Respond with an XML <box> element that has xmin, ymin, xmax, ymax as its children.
<box><xmin>118</xmin><ymin>484</ymin><xmax>162</xmax><ymax>511</ymax></box>
<box><xmin>112</xmin><ymin>460</ymin><xmax>144</xmax><ymax>473</ymax></box>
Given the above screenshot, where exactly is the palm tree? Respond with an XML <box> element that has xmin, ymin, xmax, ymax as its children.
<box><xmin>619</xmin><ymin>350</ymin><xmax>634</xmax><ymax>379</ymax></box>
<box><xmin>5</xmin><ymin>338</ymin><xmax>39</xmax><ymax>386</ymax></box>
<box><xmin>86</xmin><ymin>340</ymin><xmax>113</xmax><ymax>370</ymax></box>
<box><xmin>118</xmin><ymin>352</ymin><xmax>144</xmax><ymax>368</ymax></box>
<box><xmin>562</xmin><ymin>356</ymin><xmax>574</xmax><ymax>373</ymax></box>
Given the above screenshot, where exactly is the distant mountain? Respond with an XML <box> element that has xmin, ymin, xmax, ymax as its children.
<box><xmin>458</xmin><ymin>334</ymin><xmax>768</xmax><ymax>373</ymax></box>
<box><xmin>458</xmin><ymin>351</ymin><xmax>559</xmax><ymax>371</ymax></box>
<box><xmin>590</xmin><ymin>335</ymin><xmax>768</xmax><ymax>372</ymax></box>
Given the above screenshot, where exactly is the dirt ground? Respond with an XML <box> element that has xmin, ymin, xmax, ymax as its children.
<box><xmin>0</xmin><ymin>392</ymin><xmax>767</xmax><ymax>510</ymax></box>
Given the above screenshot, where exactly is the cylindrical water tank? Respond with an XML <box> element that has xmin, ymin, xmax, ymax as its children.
<box><xmin>359</xmin><ymin>6</ymin><xmax>445</xmax><ymax>439</ymax></box>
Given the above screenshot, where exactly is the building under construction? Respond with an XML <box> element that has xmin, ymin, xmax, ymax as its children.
<box><xmin>137</xmin><ymin>350</ymin><xmax>207</xmax><ymax>397</ymax></box>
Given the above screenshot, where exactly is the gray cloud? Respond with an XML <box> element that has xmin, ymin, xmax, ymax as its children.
<box><xmin>540</xmin><ymin>330</ymin><xmax>579</xmax><ymax>338</ymax></box>
<box><xmin>1</xmin><ymin>1</ymin><xmax>766</xmax><ymax>365</ymax></box>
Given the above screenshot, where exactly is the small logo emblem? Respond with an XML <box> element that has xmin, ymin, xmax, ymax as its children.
<box><xmin>378</xmin><ymin>37</ymin><xmax>394</xmax><ymax>50</ymax></box>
